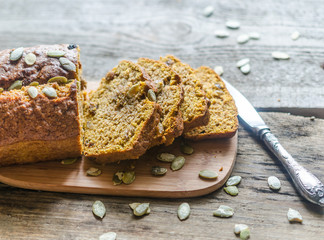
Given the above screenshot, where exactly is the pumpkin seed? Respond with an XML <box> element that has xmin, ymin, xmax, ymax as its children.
<box><xmin>10</xmin><ymin>47</ymin><xmax>24</xmax><ymax>61</ymax></box>
<box><xmin>272</xmin><ymin>51</ymin><xmax>290</xmax><ymax>60</ymax></box>
<box><xmin>61</xmin><ymin>158</ymin><xmax>78</xmax><ymax>165</ymax></box>
<box><xmin>234</xmin><ymin>224</ymin><xmax>249</xmax><ymax>234</ymax></box>
<box><xmin>59</xmin><ymin>57</ymin><xmax>76</xmax><ymax>72</ymax></box>
<box><xmin>147</xmin><ymin>89</ymin><xmax>156</xmax><ymax>102</ymax></box>
<box><xmin>236</xmin><ymin>58</ymin><xmax>250</xmax><ymax>68</ymax></box>
<box><xmin>86</xmin><ymin>167</ymin><xmax>102</xmax><ymax>176</ymax></box>
<box><xmin>214</xmin><ymin>30</ymin><xmax>229</xmax><ymax>38</ymax></box>
<box><xmin>240</xmin><ymin>228</ymin><xmax>250</xmax><ymax>240</ymax></box>
<box><xmin>48</xmin><ymin>76</ymin><xmax>68</xmax><ymax>84</ymax></box>
<box><xmin>8</xmin><ymin>80</ymin><xmax>23</xmax><ymax>91</ymax></box>
<box><xmin>99</xmin><ymin>232</ymin><xmax>117</xmax><ymax>240</ymax></box>
<box><xmin>224</xmin><ymin>186</ymin><xmax>239</xmax><ymax>196</ymax></box>
<box><xmin>0</xmin><ymin>87</ymin><xmax>3</xmax><ymax>93</ymax></box>
<box><xmin>47</xmin><ymin>50</ymin><xmax>66</xmax><ymax>58</ymax></box>
<box><xmin>180</xmin><ymin>143</ymin><xmax>194</xmax><ymax>155</ymax></box>
<box><xmin>237</xmin><ymin>34</ymin><xmax>250</xmax><ymax>44</ymax></box>
<box><xmin>214</xmin><ymin>66</ymin><xmax>224</xmax><ymax>76</ymax></box>
<box><xmin>287</xmin><ymin>208</ymin><xmax>302</xmax><ymax>223</ymax></box>
<box><xmin>203</xmin><ymin>6</ymin><xmax>214</xmax><ymax>17</ymax></box>
<box><xmin>171</xmin><ymin>156</ymin><xmax>185</xmax><ymax>171</ymax></box>
<box><xmin>29</xmin><ymin>81</ymin><xmax>39</xmax><ymax>86</ymax></box>
<box><xmin>291</xmin><ymin>31</ymin><xmax>300</xmax><ymax>41</ymax></box>
<box><xmin>268</xmin><ymin>176</ymin><xmax>281</xmax><ymax>190</ymax></box>
<box><xmin>92</xmin><ymin>200</ymin><xmax>106</xmax><ymax>219</ymax></box>
<box><xmin>249</xmin><ymin>32</ymin><xmax>260</xmax><ymax>40</ymax></box>
<box><xmin>226</xmin><ymin>176</ymin><xmax>242</xmax><ymax>186</ymax></box>
<box><xmin>112</xmin><ymin>172</ymin><xmax>123</xmax><ymax>185</ymax></box>
<box><xmin>157</xmin><ymin>153</ymin><xmax>176</xmax><ymax>162</ymax></box>
<box><xmin>24</xmin><ymin>53</ymin><xmax>36</xmax><ymax>65</ymax></box>
<box><xmin>129</xmin><ymin>203</ymin><xmax>141</xmax><ymax>210</ymax></box>
<box><xmin>122</xmin><ymin>171</ymin><xmax>135</xmax><ymax>184</ymax></box>
<box><xmin>226</xmin><ymin>20</ymin><xmax>240</xmax><ymax>29</ymax></box>
<box><xmin>27</xmin><ymin>86</ymin><xmax>38</xmax><ymax>99</ymax></box>
<box><xmin>134</xmin><ymin>203</ymin><xmax>150</xmax><ymax>217</ymax></box>
<box><xmin>177</xmin><ymin>202</ymin><xmax>190</xmax><ymax>221</ymax></box>
<box><xmin>240</xmin><ymin>64</ymin><xmax>251</xmax><ymax>75</ymax></box>
<box><xmin>199</xmin><ymin>170</ymin><xmax>218</xmax><ymax>179</ymax></box>
<box><xmin>127</xmin><ymin>83</ymin><xmax>141</xmax><ymax>97</ymax></box>
<box><xmin>213</xmin><ymin>205</ymin><xmax>234</xmax><ymax>218</ymax></box>
<box><xmin>151</xmin><ymin>166</ymin><xmax>167</xmax><ymax>176</ymax></box>
<box><xmin>42</xmin><ymin>87</ymin><xmax>57</xmax><ymax>98</ymax></box>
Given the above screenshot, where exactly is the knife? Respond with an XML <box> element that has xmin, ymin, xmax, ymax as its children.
<box><xmin>223</xmin><ymin>79</ymin><xmax>324</xmax><ymax>207</ymax></box>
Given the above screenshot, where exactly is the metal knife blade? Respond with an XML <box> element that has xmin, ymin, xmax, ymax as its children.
<box><xmin>223</xmin><ymin>79</ymin><xmax>324</xmax><ymax>207</ymax></box>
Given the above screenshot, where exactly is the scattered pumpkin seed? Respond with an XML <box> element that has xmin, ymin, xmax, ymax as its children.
<box><xmin>234</xmin><ymin>224</ymin><xmax>249</xmax><ymax>234</ymax></box>
<box><xmin>48</xmin><ymin>76</ymin><xmax>68</xmax><ymax>84</ymax></box>
<box><xmin>147</xmin><ymin>89</ymin><xmax>156</xmax><ymax>102</ymax></box>
<box><xmin>240</xmin><ymin>64</ymin><xmax>251</xmax><ymax>75</ymax></box>
<box><xmin>8</xmin><ymin>80</ymin><xmax>23</xmax><ymax>91</ymax></box>
<box><xmin>29</xmin><ymin>81</ymin><xmax>39</xmax><ymax>86</ymax></box>
<box><xmin>171</xmin><ymin>156</ymin><xmax>185</xmax><ymax>171</ymax></box>
<box><xmin>129</xmin><ymin>203</ymin><xmax>141</xmax><ymax>210</ymax></box>
<box><xmin>42</xmin><ymin>87</ymin><xmax>57</xmax><ymax>98</ymax></box>
<box><xmin>240</xmin><ymin>228</ymin><xmax>250</xmax><ymax>240</ymax></box>
<box><xmin>199</xmin><ymin>170</ymin><xmax>218</xmax><ymax>179</ymax></box>
<box><xmin>157</xmin><ymin>153</ymin><xmax>176</xmax><ymax>162</ymax></box>
<box><xmin>225</xmin><ymin>20</ymin><xmax>240</xmax><ymax>29</ymax></box>
<box><xmin>236</xmin><ymin>58</ymin><xmax>250</xmax><ymax>68</ymax></box>
<box><xmin>249</xmin><ymin>32</ymin><xmax>260</xmax><ymax>40</ymax></box>
<box><xmin>237</xmin><ymin>34</ymin><xmax>250</xmax><ymax>44</ymax></box>
<box><xmin>92</xmin><ymin>200</ymin><xmax>106</xmax><ymax>219</ymax></box>
<box><xmin>268</xmin><ymin>176</ymin><xmax>281</xmax><ymax>190</ymax></box>
<box><xmin>180</xmin><ymin>143</ymin><xmax>194</xmax><ymax>155</ymax></box>
<box><xmin>27</xmin><ymin>86</ymin><xmax>38</xmax><ymax>99</ymax></box>
<box><xmin>214</xmin><ymin>66</ymin><xmax>224</xmax><ymax>76</ymax></box>
<box><xmin>287</xmin><ymin>208</ymin><xmax>303</xmax><ymax>223</ymax></box>
<box><xmin>112</xmin><ymin>172</ymin><xmax>123</xmax><ymax>185</ymax></box>
<box><xmin>122</xmin><ymin>171</ymin><xmax>135</xmax><ymax>184</ymax></box>
<box><xmin>47</xmin><ymin>50</ymin><xmax>66</xmax><ymax>58</ymax></box>
<box><xmin>134</xmin><ymin>203</ymin><xmax>150</xmax><ymax>217</ymax></box>
<box><xmin>127</xmin><ymin>83</ymin><xmax>141</xmax><ymax>97</ymax></box>
<box><xmin>214</xmin><ymin>30</ymin><xmax>229</xmax><ymax>38</ymax></box>
<box><xmin>59</xmin><ymin>57</ymin><xmax>76</xmax><ymax>72</ymax></box>
<box><xmin>224</xmin><ymin>186</ymin><xmax>239</xmax><ymax>196</ymax></box>
<box><xmin>203</xmin><ymin>6</ymin><xmax>214</xmax><ymax>17</ymax></box>
<box><xmin>291</xmin><ymin>31</ymin><xmax>300</xmax><ymax>41</ymax></box>
<box><xmin>177</xmin><ymin>202</ymin><xmax>190</xmax><ymax>221</ymax></box>
<box><xmin>99</xmin><ymin>232</ymin><xmax>117</xmax><ymax>240</ymax></box>
<box><xmin>226</xmin><ymin>176</ymin><xmax>242</xmax><ymax>186</ymax></box>
<box><xmin>86</xmin><ymin>167</ymin><xmax>102</xmax><ymax>176</ymax></box>
<box><xmin>151</xmin><ymin>166</ymin><xmax>167</xmax><ymax>176</ymax></box>
<box><xmin>24</xmin><ymin>53</ymin><xmax>36</xmax><ymax>65</ymax></box>
<box><xmin>0</xmin><ymin>87</ymin><xmax>3</xmax><ymax>93</ymax></box>
<box><xmin>10</xmin><ymin>47</ymin><xmax>24</xmax><ymax>61</ymax></box>
<box><xmin>213</xmin><ymin>205</ymin><xmax>234</xmax><ymax>218</ymax></box>
<box><xmin>272</xmin><ymin>51</ymin><xmax>290</xmax><ymax>60</ymax></box>
<box><xmin>61</xmin><ymin>158</ymin><xmax>78</xmax><ymax>165</ymax></box>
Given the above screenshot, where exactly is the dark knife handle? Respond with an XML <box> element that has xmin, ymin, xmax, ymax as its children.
<box><xmin>260</xmin><ymin>129</ymin><xmax>324</xmax><ymax>207</ymax></box>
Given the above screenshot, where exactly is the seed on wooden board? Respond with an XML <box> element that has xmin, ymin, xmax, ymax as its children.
<box><xmin>59</xmin><ymin>57</ymin><xmax>76</xmax><ymax>72</ymax></box>
<box><xmin>133</xmin><ymin>203</ymin><xmax>150</xmax><ymax>217</ymax></box>
<box><xmin>92</xmin><ymin>200</ymin><xmax>106</xmax><ymax>219</ymax></box>
<box><xmin>240</xmin><ymin>64</ymin><xmax>251</xmax><ymax>74</ymax></box>
<box><xmin>42</xmin><ymin>87</ymin><xmax>57</xmax><ymax>98</ymax></box>
<box><xmin>147</xmin><ymin>89</ymin><xmax>156</xmax><ymax>102</ymax></box>
<box><xmin>214</xmin><ymin>30</ymin><xmax>229</xmax><ymax>38</ymax></box>
<box><xmin>157</xmin><ymin>153</ymin><xmax>176</xmax><ymax>162</ymax></box>
<box><xmin>8</xmin><ymin>80</ymin><xmax>23</xmax><ymax>91</ymax></box>
<box><xmin>213</xmin><ymin>205</ymin><xmax>234</xmax><ymax>218</ymax></box>
<box><xmin>47</xmin><ymin>50</ymin><xmax>66</xmax><ymax>58</ymax></box>
<box><xmin>27</xmin><ymin>86</ymin><xmax>38</xmax><ymax>99</ymax></box>
<box><xmin>214</xmin><ymin>66</ymin><xmax>224</xmax><ymax>76</ymax></box>
<box><xmin>171</xmin><ymin>156</ymin><xmax>185</xmax><ymax>171</ymax></box>
<box><xmin>268</xmin><ymin>176</ymin><xmax>281</xmax><ymax>190</ymax></box>
<box><xmin>99</xmin><ymin>232</ymin><xmax>117</xmax><ymax>240</ymax></box>
<box><xmin>234</xmin><ymin>224</ymin><xmax>249</xmax><ymax>234</ymax></box>
<box><xmin>61</xmin><ymin>158</ymin><xmax>78</xmax><ymax>165</ymax></box>
<box><xmin>112</xmin><ymin>173</ymin><xmax>122</xmax><ymax>186</ymax></box>
<box><xmin>249</xmin><ymin>32</ymin><xmax>260</xmax><ymax>40</ymax></box>
<box><xmin>237</xmin><ymin>34</ymin><xmax>250</xmax><ymax>44</ymax></box>
<box><xmin>24</xmin><ymin>53</ymin><xmax>36</xmax><ymax>65</ymax></box>
<box><xmin>199</xmin><ymin>170</ymin><xmax>218</xmax><ymax>179</ymax></box>
<box><xmin>226</xmin><ymin>176</ymin><xmax>242</xmax><ymax>186</ymax></box>
<box><xmin>226</xmin><ymin>20</ymin><xmax>240</xmax><ymax>29</ymax></box>
<box><xmin>177</xmin><ymin>202</ymin><xmax>190</xmax><ymax>221</ymax></box>
<box><xmin>272</xmin><ymin>51</ymin><xmax>290</xmax><ymax>60</ymax></box>
<box><xmin>129</xmin><ymin>203</ymin><xmax>141</xmax><ymax>210</ymax></box>
<box><xmin>287</xmin><ymin>208</ymin><xmax>303</xmax><ymax>223</ymax></box>
<box><xmin>10</xmin><ymin>47</ymin><xmax>24</xmax><ymax>61</ymax></box>
<box><xmin>86</xmin><ymin>167</ymin><xmax>102</xmax><ymax>176</ymax></box>
<box><xmin>29</xmin><ymin>81</ymin><xmax>39</xmax><ymax>86</ymax></box>
<box><xmin>48</xmin><ymin>76</ymin><xmax>68</xmax><ymax>84</ymax></box>
<box><xmin>181</xmin><ymin>142</ymin><xmax>194</xmax><ymax>155</ymax></box>
<box><xmin>224</xmin><ymin>186</ymin><xmax>239</xmax><ymax>196</ymax></box>
<box><xmin>240</xmin><ymin>228</ymin><xmax>250</xmax><ymax>240</ymax></box>
<box><xmin>203</xmin><ymin>6</ymin><xmax>214</xmax><ymax>17</ymax></box>
<box><xmin>291</xmin><ymin>31</ymin><xmax>300</xmax><ymax>41</ymax></box>
<box><xmin>236</xmin><ymin>58</ymin><xmax>250</xmax><ymax>68</ymax></box>
<box><xmin>151</xmin><ymin>166</ymin><xmax>167</xmax><ymax>176</ymax></box>
<box><xmin>122</xmin><ymin>171</ymin><xmax>135</xmax><ymax>184</ymax></box>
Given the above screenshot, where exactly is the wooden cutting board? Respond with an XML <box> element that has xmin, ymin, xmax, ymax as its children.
<box><xmin>0</xmin><ymin>135</ymin><xmax>237</xmax><ymax>198</ymax></box>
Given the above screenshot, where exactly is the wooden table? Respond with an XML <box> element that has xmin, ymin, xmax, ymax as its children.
<box><xmin>0</xmin><ymin>0</ymin><xmax>323</xmax><ymax>239</ymax></box>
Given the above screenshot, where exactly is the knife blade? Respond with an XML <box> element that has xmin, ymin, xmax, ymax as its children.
<box><xmin>223</xmin><ymin>79</ymin><xmax>324</xmax><ymax>207</ymax></box>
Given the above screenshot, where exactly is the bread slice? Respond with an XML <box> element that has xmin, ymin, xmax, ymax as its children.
<box><xmin>184</xmin><ymin>66</ymin><xmax>238</xmax><ymax>140</ymax></box>
<box><xmin>160</xmin><ymin>55</ymin><xmax>210</xmax><ymax>132</ymax></box>
<box><xmin>83</xmin><ymin>60</ymin><xmax>161</xmax><ymax>164</ymax></box>
<box><xmin>137</xmin><ymin>58</ymin><xmax>183</xmax><ymax>146</ymax></box>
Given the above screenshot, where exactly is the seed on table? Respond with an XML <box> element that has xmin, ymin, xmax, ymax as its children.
<box><xmin>224</xmin><ymin>186</ymin><xmax>239</xmax><ymax>196</ymax></box>
<box><xmin>249</xmin><ymin>32</ymin><xmax>260</xmax><ymax>40</ymax></box>
<box><xmin>199</xmin><ymin>170</ymin><xmax>218</xmax><ymax>179</ymax></box>
<box><xmin>291</xmin><ymin>31</ymin><xmax>300</xmax><ymax>41</ymax></box>
<box><xmin>236</xmin><ymin>58</ymin><xmax>250</xmax><ymax>68</ymax></box>
<box><xmin>287</xmin><ymin>208</ymin><xmax>303</xmax><ymax>223</ymax></box>
<box><xmin>122</xmin><ymin>171</ymin><xmax>135</xmax><ymax>184</ymax></box>
<box><xmin>234</xmin><ymin>224</ymin><xmax>249</xmax><ymax>234</ymax></box>
<box><xmin>180</xmin><ymin>142</ymin><xmax>194</xmax><ymax>155</ymax></box>
<box><xmin>10</xmin><ymin>47</ymin><xmax>24</xmax><ymax>61</ymax></box>
<box><xmin>177</xmin><ymin>202</ymin><xmax>190</xmax><ymax>221</ymax></box>
<box><xmin>27</xmin><ymin>86</ymin><xmax>38</xmax><ymax>99</ymax></box>
<box><xmin>42</xmin><ymin>87</ymin><xmax>57</xmax><ymax>98</ymax></box>
<box><xmin>237</xmin><ymin>34</ymin><xmax>250</xmax><ymax>44</ymax></box>
<box><xmin>214</xmin><ymin>30</ymin><xmax>229</xmax><ymax>38</ymax></box>
<box><xmin>240</xmin><ymin>64</ymin><xmax>251</xmax><ymax>75</ymax></box>
<box><xmin>92</xmin><ymin>200</ymin><xmax>106</xmax><ymax>219</ymax></box>
<box><xmin>272</xmin><ymin>51</ymin><xmax>290</xmax><ymax>60</ymax></box>
<box><xmin>61</xmin><ymin>158</ymin><xmax>78</xmax><ymax>165</ymax></box>
<box><xmin>151</xmin><ymin>166</ymin><xmax>167</xmax><ymax>176</ymax></box>
<box><xmin>24</xmin><ymin>53</ymin><xmax>37</xmax><ymax>65</ymax></box>
<box><xmin>214</xmin><ymin>66</ymin><xmax>224</xmax><ymax>76</ymax></box>
<box><xmin>203</xmin><ymin>6</ymin><xmax>214</xmax><ymax>17</ymax></box>
<box><xmin>226</xmin><ymin>20</ymin><xmax>240</xmax><ymax>29</ymax></box>
<box><xmin>133</xmin><ymin>203</ymin><xmax>150</xmax><ymax>217</ymax></box>
<box><xmin>99</xmin><ymin>232</ymin><xmax>117</xmax><ymax>240</ymax></box>
<box><xmin>213</xmin><ymin>205</ymin><xmax>234</xmax><ymax>218</ymax></box>
<box><xmin>157</xmin><ymin>153</ymin><xmax>176</xmax><ymax>162</ymax></box>
<box><xmin>240</xmin><ymin>228</ymin><xmax>250</xmax><ymax>240</ymax></box>
<box><xmin>112</xmin><ymin>172</ymin><xmax>123</xmax><ymax>185</ymax></box>
<box><xmin>129</xmin><ymin>203</ymin><xmax>141</xmax><ymax>210</ymax></box>
<box><xmin>171</xmin><ymin>156</ymin><xmax>186</xmax><ymax>171</ymax></box>
<box><xmin>268</xmin><ymin>176</ymin><xmax>281</xmax><ymax>190</ymax></box>
<box><xmin>8</xmin><ymin>80</ymin><xmax>23</xmax><ymax>91</ymax></box>
<box><xmin>226</xmin><ymin>176</ymin><xmax>242</xmax><ymax>186</ymax></box>
<box><xmin>47</xmin><ymin>50</ymin><xmax>66</xmax><ymax>58</ymax></box>
<box><xmin>86</xmin><ymin>167</ymin><xmax>102</xmax><ymax>177</ymax></box>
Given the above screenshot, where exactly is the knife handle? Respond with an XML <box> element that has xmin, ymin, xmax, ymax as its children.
<box><xmin>260</xmin><ymin>129</ymin><xmax>324</xmax><ymax>207</ymax></box>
